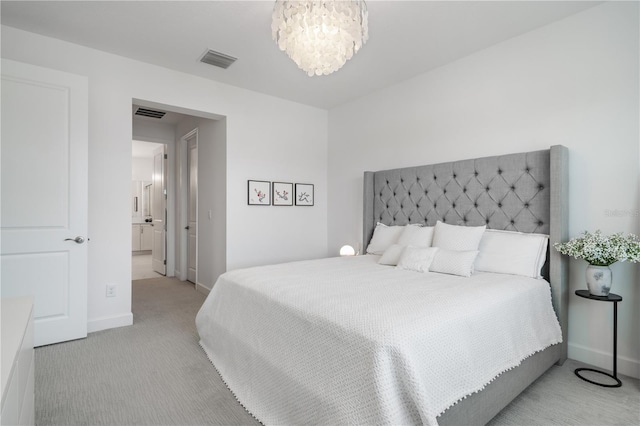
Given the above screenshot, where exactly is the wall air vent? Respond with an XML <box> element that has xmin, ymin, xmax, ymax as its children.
<box><xmin>200</xmin><ymin>49</ymin><xmax>237</xmax><ymax>69</ymax></box>
<box><xmin>135</xmin><ymin>107</ymin><xmax>166</xmax><ymax>119</ymax></box>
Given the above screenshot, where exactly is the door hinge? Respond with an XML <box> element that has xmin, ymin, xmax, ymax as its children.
<box><xmin>164</xmin><ymin>260</ymin><xmax>166</xmax><ymax>265</ymax></box>
<box><xmin>164</xmin><ymin>154</ymin><xmax>167</xmax><ymax>159</ymax></box>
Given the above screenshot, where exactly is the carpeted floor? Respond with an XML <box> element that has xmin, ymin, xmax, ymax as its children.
<box><xmin>35</xmin><ymin>276</ymin><xmax>639</xmax><ymax>425</ymax></box>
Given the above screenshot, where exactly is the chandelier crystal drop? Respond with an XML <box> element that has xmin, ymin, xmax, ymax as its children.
<box><xmin>272</xmin><ymin>0</ymin><xmax>369</xmax><ymax>77</ymax></box>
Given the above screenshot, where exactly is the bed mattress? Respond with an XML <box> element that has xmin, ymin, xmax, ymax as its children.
<box><xmin>196</xmin><ymin>255</ymin><xmax>562</xmax><ymax>425</ymax></box>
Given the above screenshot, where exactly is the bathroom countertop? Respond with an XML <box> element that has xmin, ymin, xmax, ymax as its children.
<box><xmin>132</xmin><ymin>218</ymin><xmax>153</xmax><ymax>224</ymax></box>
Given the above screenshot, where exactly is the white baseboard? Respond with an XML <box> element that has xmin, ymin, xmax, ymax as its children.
<box><xmin>568</xmin><ymin>342</ymin><xmax>639</xmax><ymax>379</ymax></box>
<box><xmin>88</xmin><ymin>312</ymin><xmax>133</xmax><ymax>333</ymax></box>
<box><xmin>196</xmin><ymin>282</ymin><xmax>211</xmax><ymax>296</ymax></box>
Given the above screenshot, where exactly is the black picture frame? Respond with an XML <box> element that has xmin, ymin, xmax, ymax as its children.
<box><xmin>248</xmin><ymin>180</ymin><xmax>271</xmax><ymax>205</ymax></box>
<box><xmin>272</xmin><ymin>182</ymin><xmax>293</xmax><ymax>206</ymax></box>
<box><xmin>295</xmin><ymin>183</ymin><xmax>314</xmax><ymax>206</ymax></box>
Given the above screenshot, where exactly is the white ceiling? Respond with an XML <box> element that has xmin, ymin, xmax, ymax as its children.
<box><xmin>1</xmin><ymin>1</ymin><xmax>602</xmax><ymax>109</ymax></box>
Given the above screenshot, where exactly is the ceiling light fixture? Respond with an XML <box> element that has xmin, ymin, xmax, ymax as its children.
<box><xmin>271</xmin><ymin>0</ymin><xmax>369</xmax><ymax>77</ymax></box>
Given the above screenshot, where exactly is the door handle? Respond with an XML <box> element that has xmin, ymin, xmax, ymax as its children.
<box><xmin>64</xmin><ymin>236</ymin><xmax>85</xmax><ymax>244</ymax></box>
<box><xmin>185</xmin><ymin>226</ymin><xmax>190</xmax><ymax>230</ymax></box>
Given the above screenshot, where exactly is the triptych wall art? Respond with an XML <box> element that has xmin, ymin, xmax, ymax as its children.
<box><xmin>248</xmin><ymin>180</ymin><xmax>314</xmax><ymax>206</ymax></box>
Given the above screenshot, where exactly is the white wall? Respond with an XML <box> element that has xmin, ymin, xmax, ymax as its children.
<box><xmin>133</xmin><ymin>120</ymin><xmax>175</xmax><ymax>145</ymax></box>
<box><xmin>1</xmin><ymin>25</ymin><xmax>328</xmax><ymax>333</ymax></box>
<box><xmin>131</xmin><ymin>157</ymin><xmax>153</xmax><ymax>182</ymax></box>
<box><xmin>175</xmin><ymin>116</ymin><xmax>227</xmax><ymax>292</ymax></box>
<box><xmin>328</xmin><ymin>2</ymin><xmax>639</xmax><ymax>377</ymax></box>
<box><xmin>198</xmin><ymin>119</ymin><xmax>227</xmax><ymax>289</ymax></box>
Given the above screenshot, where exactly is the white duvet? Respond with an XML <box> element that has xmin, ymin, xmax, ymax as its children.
<box><xmin>196</xmin><ymin>255</ymin><xmax>562</xmax><ymax>425</ymax></box>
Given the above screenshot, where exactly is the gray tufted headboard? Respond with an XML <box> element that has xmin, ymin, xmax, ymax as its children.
<box><xmin>363</xmin><ymin>145</ymin><xmax>568</xmax><ymax>362</ymax></box>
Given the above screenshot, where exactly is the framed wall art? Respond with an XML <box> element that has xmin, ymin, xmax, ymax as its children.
<box><xmin>295</xmin><ymin>183</ymin><xmax>314</xmax><ymax>206</ymax></box>
<box><xmin>248</xmin><ymin>180</ymin><xmax>271</xmax><ymax>205</ymax></box>
<box><xmin>272</xmin><ymin>182</ymin><xmax>293</xmax><ymax>206</ymax></box>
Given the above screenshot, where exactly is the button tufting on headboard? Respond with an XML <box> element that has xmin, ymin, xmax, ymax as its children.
<box><xmin>367</xmin><ymin>150</ymin><xmax>551</xmax><ymax>235</ymax></box>
<box><xmin>363</xmin><ymin>146</ymin><xmax>569</xmax><ymax>364</ymax></box>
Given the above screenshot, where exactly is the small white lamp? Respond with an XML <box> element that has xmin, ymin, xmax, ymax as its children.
<box><xmin>339</xmin><ymin>245</ymin><xmax>356</xmax><ymax>256</ymax></box>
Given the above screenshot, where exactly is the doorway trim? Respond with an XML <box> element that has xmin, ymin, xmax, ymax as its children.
<box><xmin>178</xmin><ymin>128</ymin><xmax>198</xmax><ymax>282</ymax></box>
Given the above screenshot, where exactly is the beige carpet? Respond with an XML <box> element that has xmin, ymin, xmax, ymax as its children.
<box><xmin>35</xmin><ymin>276</ymin><xmax>640</xmax><ymax>425</ymax></box>
<box><xmin>36</xmin><ymin>277</ymin><xmax>257</xmax><ymax>425</ymax></box>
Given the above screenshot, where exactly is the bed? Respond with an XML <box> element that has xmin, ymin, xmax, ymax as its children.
<box><xmin>196</xmin><ymin>145</ymin><xmax>569</xmax><ymax>425</ymax></box>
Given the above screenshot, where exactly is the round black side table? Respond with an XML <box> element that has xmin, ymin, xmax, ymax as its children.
<box><xmin>574</xmin><ymin>289</ymin><xmax>622</xmax><ymax>388</ymax></box>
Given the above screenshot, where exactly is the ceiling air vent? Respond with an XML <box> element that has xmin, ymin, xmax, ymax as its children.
<box><xmin>200</xmin><ymin>49</ymin><xmax>237</xmax><ymax>69</ymax></box>
<box><xmin>135</xmin><ymin>107</ymin><xmax>166</xmax><ymax>119</ymax></box>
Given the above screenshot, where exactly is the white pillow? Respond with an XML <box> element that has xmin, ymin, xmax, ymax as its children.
<box><xmin>475</xmin><ymin>229</ymin><xmax>549</xmax><ymax>278</ymax></box>
<box><xmin>378</xmin><ymin>244</ymin><xmax>406</xmax><ymax>266</ymax></box>
<box><xmin>366</xmin><ymin>223</ymin><xmax>405</xmax><ymax>255</ymax></box>
<box><xmin>397</xmin><ymin>225</ymin><xmax>434</xmax><ymax>247</ymax></box>
<box><xmin>432</xmin><ymin>221</ymin><xmax>486</xmax><ymax>251</ymax></box>
<box><xmin>396</xmin><ymin>246</ymin><xmax>439</xmax><ymax>273</ymax></box>
<box><xmin>429</xmin><ymin>249</ymin><xmax>479</xmax><ymax>277</ymax></box>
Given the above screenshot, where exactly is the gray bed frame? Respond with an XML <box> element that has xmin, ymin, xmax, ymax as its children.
<box><xmin>362</xmin><ymin>145</ymin><xmax>568</xmax><ymax>425</ymax></box>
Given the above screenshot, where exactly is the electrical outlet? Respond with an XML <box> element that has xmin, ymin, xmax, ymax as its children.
<box><xmin>106</xmin><ymin>284</ymin><xmax>117</xmax><ymax>298</ymax></box>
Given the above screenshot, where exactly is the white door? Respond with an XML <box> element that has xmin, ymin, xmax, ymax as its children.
<box><xmin>187</xmin><ymin>136</ymin><xmax>198</xmax><ymax>284</ymax></box>
<box><xmin>1</xmin><ymin>59</ymin><xmax>88</xmax><ymax>347</ymax></box>
<box><xmin>151</xmin><ymin>145</ymin><xmax>166</xmax><ymax>275</ymax></box>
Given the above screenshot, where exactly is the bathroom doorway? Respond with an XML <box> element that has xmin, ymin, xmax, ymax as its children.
<box><xmin>131</xmin><ymin>139</ymin><xmax>165</xmax><ymax>280</ymax></box>
<box><xmin>131</xmin><ymin>99</ymin><xmax>227</xmax><ymax>295</ymax></box>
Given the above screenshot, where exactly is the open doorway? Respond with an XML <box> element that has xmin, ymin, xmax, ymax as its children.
<box><xmin>131</xmin><ymin>100</ymin><xmax>227</xmax><ymax>295</ymax></box>
<box><xmin>131</xmin><ymin>140</ymin><xmax>165</xmax><ymax>280</ymax></box>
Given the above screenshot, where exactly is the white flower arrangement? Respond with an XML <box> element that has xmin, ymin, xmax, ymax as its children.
<box><xmin>554</xmin><ymin>230</ymin><xmax>640</xmax><ymax>266</ymax></box>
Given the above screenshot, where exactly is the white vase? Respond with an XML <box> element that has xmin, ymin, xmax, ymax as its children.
<box><xmin>586</xmin><ymin>265</ymin><xmax>612</xmax><ymax>296</ymax></box>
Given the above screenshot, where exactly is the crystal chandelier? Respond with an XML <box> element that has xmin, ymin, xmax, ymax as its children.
<box><xmin>271</xmin><ymin>0</ymin><xmax>369</xmax><ymax>77</ymax></box>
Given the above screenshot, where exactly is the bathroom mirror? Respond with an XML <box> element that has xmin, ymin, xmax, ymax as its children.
<box><xmin>132</xmin><ymin>180</ymin><xmax>152</xmax><ymax>219</ymax></box>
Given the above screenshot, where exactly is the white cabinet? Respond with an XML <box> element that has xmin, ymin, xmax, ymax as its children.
<box><xmin>141</xmin><ymin>224</ymin><xmax>153</xmax><ymax>250</ymax></box>
<box><xmin>1</xmin><ymin>297</ymin><xmax>35</xmax><ymax>426</ymax></box>
<box><xmin>132</xmin><ymin>224</ymin><xmax>153</xmax><ymax>252</ymax></box>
